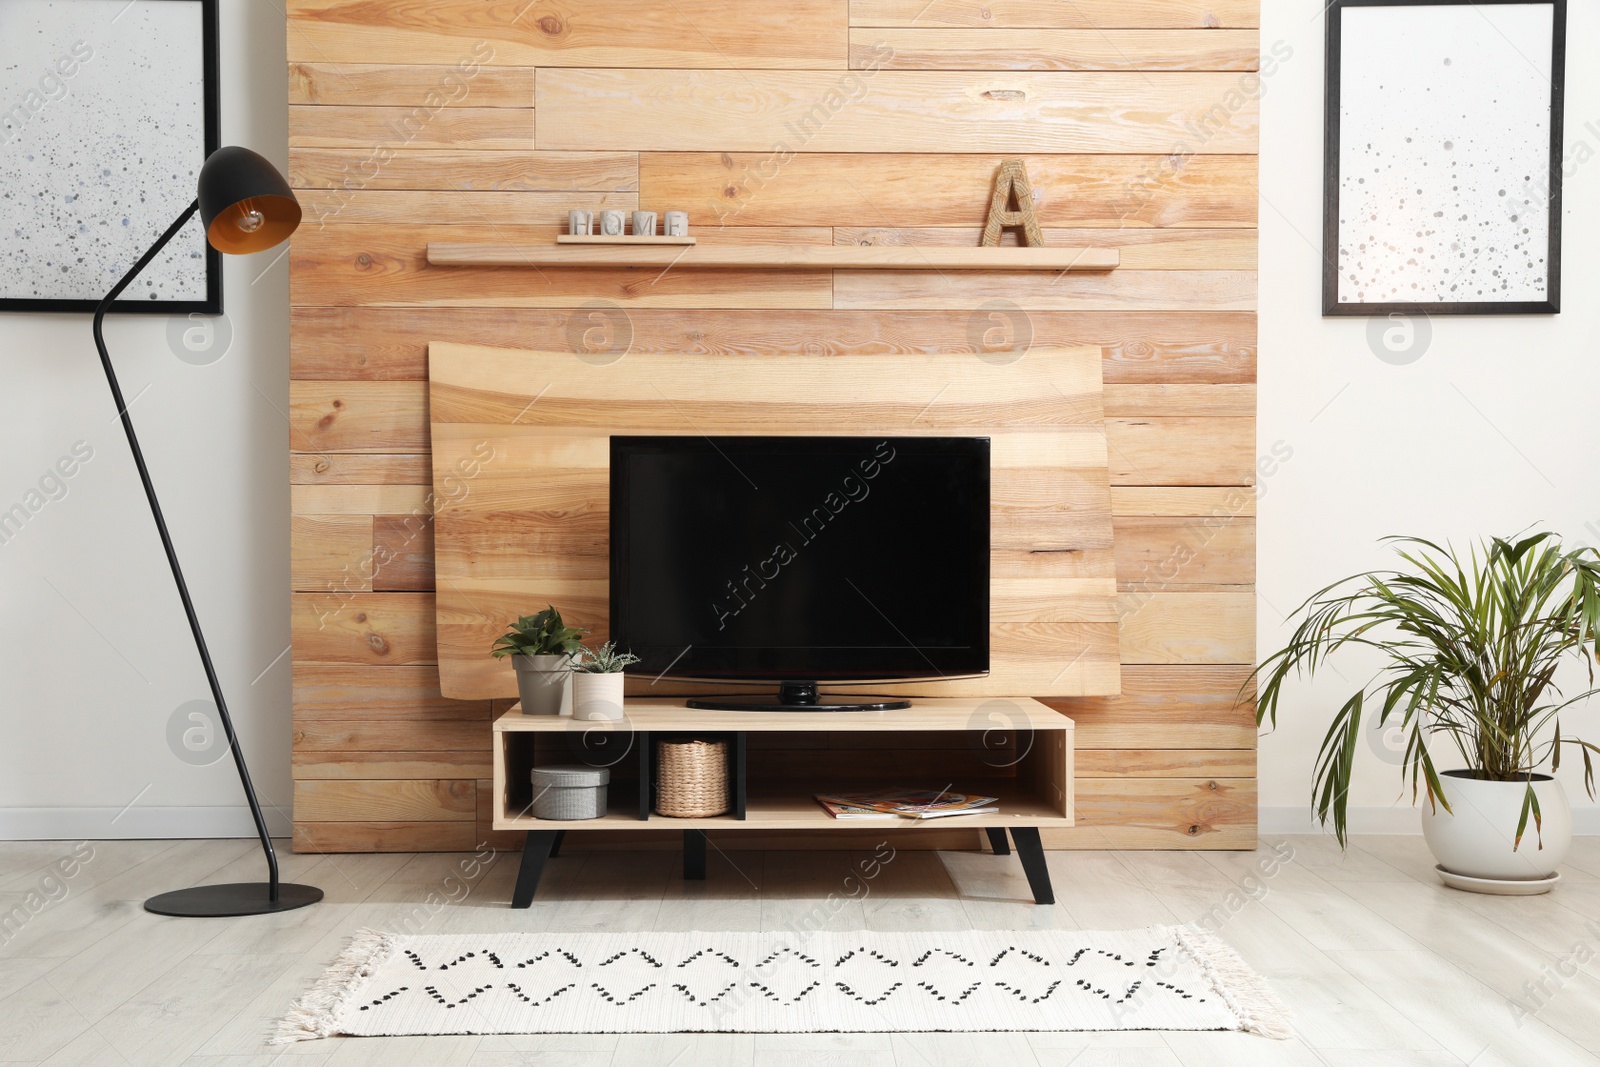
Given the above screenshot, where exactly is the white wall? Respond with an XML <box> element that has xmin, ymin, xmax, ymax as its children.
<box><xmin>2</xmin><ymin>1</ymin><xmax>1595</xmax><ymax>842</ymax></box>
<box><xmin>1258</xmin><ymin>0</ymin><xmax>1600</xmax><ymax>833</ymax></box>
<box><xmin>0</xmin><ymin>0</ymin><xmax>292</xmax><ymax>839</ymax></box>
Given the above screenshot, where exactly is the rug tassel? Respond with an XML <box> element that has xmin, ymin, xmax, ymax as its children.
<box><xmin>272</xmin><ymin>928</ymin><xmax>398</xmax><ymax>1044</ymax></box>
<box><xmin>1171</xmin><ymin>924</ymin><xmax>1295</xmax><ymax>1040</ymax></box>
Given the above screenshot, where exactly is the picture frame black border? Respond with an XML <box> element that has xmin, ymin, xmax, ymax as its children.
<box><xmin>1323</xmin><ymin>0</ymin><xmax>1565</xmax><ymax>316</ymax></box>
<box><xmin>0</xmin><ymin>0</ymin><xmax>222</xmax><ymax>315</ymax></box>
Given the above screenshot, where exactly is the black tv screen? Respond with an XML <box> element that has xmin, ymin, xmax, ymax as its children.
<box><xmin>610</xmin><ymin>435</ymin><xmax>989</xmax><ymax>685</ymax></box>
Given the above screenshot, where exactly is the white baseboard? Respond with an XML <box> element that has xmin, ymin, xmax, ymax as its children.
<box><xmin>1260</xmin><ymin>805</ymin><xmax>1600</xmax><ymax>836</ymax></box>
<box><xmin>0</xmin><ymin>806</ymin><xmax>294</xmax><ymax>841</ymax></box>
<box><xmin>4</xmin><ymin>805</ymin><xmax>1595</xmax><ymax>844</ymax></box>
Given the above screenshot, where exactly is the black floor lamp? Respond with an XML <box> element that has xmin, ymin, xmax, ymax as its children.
<box><xmin>95</xmin><ymin>146</ymin><xmax>321</xmax><ymax>918</ymax></box>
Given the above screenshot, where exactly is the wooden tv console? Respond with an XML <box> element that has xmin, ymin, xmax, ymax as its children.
<box><xmin>492</xmin><ymin>697</ymin><xmax>1074</xmax><ymax>907</ymax></box>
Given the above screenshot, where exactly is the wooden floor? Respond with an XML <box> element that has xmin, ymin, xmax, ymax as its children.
<box><xmin>2</xmin><ymin>835</ymin><xmax>1599</xmax><ymax>1066</ymax></box>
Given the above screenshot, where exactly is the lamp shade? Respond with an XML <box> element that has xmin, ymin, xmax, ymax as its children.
<box><xmin>197</xmin><ymin>146</ymin><xmax>301</xmax><ymax>255</ymax></box>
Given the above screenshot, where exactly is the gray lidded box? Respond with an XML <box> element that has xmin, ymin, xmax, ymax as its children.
<box><xmin>531</xmin><ymin>764</ymin><xmax>610</xmax><ymax>820</ymax></box>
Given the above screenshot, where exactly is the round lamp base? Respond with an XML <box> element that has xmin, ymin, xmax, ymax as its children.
<box><xmin>144</xmin><ymin>882</ymin><xmax>324</xmax><ymax>917</ymax></box>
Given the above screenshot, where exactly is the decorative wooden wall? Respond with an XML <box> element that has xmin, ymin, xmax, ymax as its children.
<box><xmin>427</xmin><ymin>343</ymin><xmax>1120</xmax><ymax>701</ymax></box>
<box><xmin>286</xmin><ymin>0</ymin><xmax>1259</xmax><ymax>854</ymax></box>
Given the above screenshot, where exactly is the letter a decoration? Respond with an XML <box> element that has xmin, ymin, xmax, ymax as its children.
<box><xmin>980</xmin><ymin>158</ymin><xmax>1044</xmax><ymax>247</ymax></box>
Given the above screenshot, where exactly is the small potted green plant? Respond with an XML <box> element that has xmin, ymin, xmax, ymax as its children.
<box><xmin>1254</xmin><ymin>533</ymin><xmax>1600</xmax><ymax>891</ymax></box>
<box><xmin>570</xmin><ymin>640</ymin><xmax>640</xmax><ymax>722</ymax></box>
<box><xmin>491</xmin><ymin>606</ymin><xmax>587</xmax><ymax>716</ymax></box>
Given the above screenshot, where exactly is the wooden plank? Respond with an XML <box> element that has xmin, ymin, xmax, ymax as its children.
<box><xmin>293</xmin><ymin>664</ymin><xmax>489</xmax><ymax>720</ymax></box>
<box><xmin>498</xmin><ymin>700</ymin><xmax>1069</xmax><ymax>736</ymax></box>
<box><xmin>1039</xmin><ymin>825</ymin><xmax>1255</xmax><ymax>849</ymax></box>
<box><xmin>641</xmin><ymin>153</ymin><xmax>1257</xmax><ymax>229</ymax></box>
<box><xmin>426</xmin><ymin>243</ymin><xmax>1122</xmax><ymax>271</ymax></box>
<box><xmin>1111</xmin><ymin>486</ymin><xmax>1257</xmax><ymax>517</ymax></box>
<box><xmin>288</xmin><ymin>63</ymin><xmax>537</xmax><ymax>108</ymax></box>
<box><xmin>854</xmin><ymin>29</ymin><xmax>1260</xmax><ymax>71</ymax></box>
<box><xmin>293</xmin><ymin>779</ymin><xmax>477</xmax><ymax>822</ymax></box>
<box><xmin>373</xmin><ymin>514</ymin><xmax>435</xmax><ymax>591</ymax></box>
<box><xmin>1065</xmin><ymin>778</ymin><xmax>1257</xmax><ymax>847</ymax></box>
<box><xmin>288</xmin><ymin>107</ymin><xmax>535</xmax><ymax>151</ymax></box>
<box><xmin>292</xmin><ymin>821</ymin><xmax>476</xmax><ymax>853</ymax></box>
<box><xmin>1106</xmin><ymin>416</ymin><xmax>1255</xmax><ymax>485</ymax></box>
<box><xmin>1117</xmin><ymin>592</ymin><xmax>1254</xmax><ymax>664</ymax></box>
<box><xmin>547</xmin><ymin>829</ymin><xmax>982</xmax><ymax>852</ymax></box>
<box><xmin>290</xmin><ymin>307</ymin><xmax>1256</xmax><ymax>385</ymax></box>
<box><xmin>1103</xmin><ymin>383</ymin><xmax>1254</xmax><ymax>417</ymax></box>
<box><xmin>850</xmin><ymin>0</ymin><xmax>1259</xmax><ymax>29</ymax></box>
<box><xmin>298</xmin><ymin>190</ymin><xmax>638</xmax><ymax>227</ymax></box>
<box><xmin>289</xmin><ymin>62</ymin><xmax>537</xmax><ymax>107</ymax></box>
<box><xmin>836</xmin><ymin>228</ymin><xmax>1257</xmax><ymax>270</ymax></box>
<box><xmin>290</xmin><ymin>515</ymin><xmax>372</xmax><ymax>592</ymax></box>
<box><xmin>1113</xmin><ymin>514</ymin><xmax>1254</xmax><ymax>589</ymax></box>
<box><xmin>287</xmin><ymin>0</ymin><xmax>849</xmax><ymax>68</ymax></box>
<box><xmin>291</xmin><ymin>453</ymin><xmax>431</xmax><ymax>484</ymax></box>
<box><xmin>289</xmin><ymin>382</ymin><xmax>429</xmax><ymax>454</ymax></box>
<box><xmin>294</xmin><ymin>750</ymin><xmax>493</xmax><ymax>779</ymax></box>
<box><xmin>537</xmin><ymin>71</ymin><xmax>1257</xmax><ymax>154</ymax></box>
<box><xmin>293</xmin><ymin>717</ymin><xmax>484</xmax><ymax>752</ymax></box>
<box><xmin>292</xmin><ymin>590</ymin><xmax>437</xmax><ymax>665</ymax></box>
<box><xmin>1048</xmin><ymin>664</ymin><xmax>1256</xmax><ymax>750</ymax></box>
<box><xmin>835</xmin><ymin>271</ymin><xmax>1256</xmax><ymax>312</ymax></box>
<box><xmin>1075</xmin><ymin>749</ymin><xmax>1255</xmax><ymax>778</ymax></box>
<box><xmin>288</xmin><ymin>149</ymin><xmax>634</xmax><ymax>191</ymax></box>
<box><xmin>290</xmin><ymin>229</ymin><xmax>833</xmax><ymax>311</ymax></box>
<box><xmin>292</xmin><ymin>485</ymin><xmax>430</xmax><ymax>514</ymax></box>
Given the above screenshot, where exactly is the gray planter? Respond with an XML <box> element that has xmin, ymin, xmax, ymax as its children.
<box><xmin>511</xmin><ymin>653</ymin><xmax>572</xmax><ymax>716</ymax></box>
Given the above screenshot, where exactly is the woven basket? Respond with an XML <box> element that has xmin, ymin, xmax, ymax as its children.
<box><xmin>655</xmin><ymin>738</ymin><xmax>729</xmax><ymax>818</ymax></box>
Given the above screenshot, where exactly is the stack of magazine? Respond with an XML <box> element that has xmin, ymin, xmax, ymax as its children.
<box><xmin>815</xmin><ymin>788</ymin><xmax>999</xmax><ymax>820</ymax></box>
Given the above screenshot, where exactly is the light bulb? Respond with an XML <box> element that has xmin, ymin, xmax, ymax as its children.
<box><xmin>237</xmin><ymin>208</ymin><xmax>265</xmax><ymax>234</ymax></box>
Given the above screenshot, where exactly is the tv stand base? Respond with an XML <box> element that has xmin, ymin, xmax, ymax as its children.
<box><xmin>687</xmin><ymin>680</ymin><xmax>911</xmax><ymax>713</ymax></box>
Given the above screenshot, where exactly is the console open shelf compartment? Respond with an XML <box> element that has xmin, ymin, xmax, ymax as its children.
<box><xmin>492</xmin><ymin>698</ymin><xmax>1073</xmax><ymax>833</ymax></box>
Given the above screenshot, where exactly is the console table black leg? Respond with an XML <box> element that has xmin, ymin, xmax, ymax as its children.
<box><xmin>511</xmin><ymin>830</ymin><xmax>559</xmax><ymax>909</ymax></box>
<box><xmin>985</xmin><ymin>827</ymin><xmax>1011</xmax><ymax>855</ymax></box>
<box><xmin>684</xmin><ymin>829</ymin><xmax>707</xmax><ymax>880</ymax></box>
<box><xmin>1010</xmin><ymin>827</ymin><xmax>1054</xmax><ymax>905</ymax></box>
<box><xmin>549</xmin><ymin>830</ymin><xmax>565</xmax><ymax>858</ymax></box>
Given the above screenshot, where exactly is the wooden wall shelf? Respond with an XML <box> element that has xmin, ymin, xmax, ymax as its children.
<box><xmin>426</xmin><ymin>242</ymin><xmax>1120</xmax><ymax>271</ymax></box>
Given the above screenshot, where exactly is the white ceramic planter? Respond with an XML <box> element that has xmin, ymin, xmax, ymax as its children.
<box><xmin>573</xmin><ymin>672</ymin><xmax>626</xmax><ymax>721</ymax></box>
<box><xmin>511</xmin><ymin>654</ymin><xmax>572</xmax><ymax>716</ymax></box>
<box><xmin>1420</xmin><ymin>770</ymin><xmax>1572</xmax><ymax>883</ymax></box>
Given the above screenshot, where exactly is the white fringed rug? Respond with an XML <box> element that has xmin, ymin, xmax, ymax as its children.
<box><xmin>277</xmin><ymin>925</ymin><xmax>1289</xmax><ymax>1041</ymax></box>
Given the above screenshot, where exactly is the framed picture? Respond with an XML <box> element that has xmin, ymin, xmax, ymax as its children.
<box><xmin>1324</xmin><ymin>0</ymin><xmax>1565</xmax><ymax>315</ymax></box>
<box><xmin>0</xmin><ymin>0</ymin><xmax>220</xmax><ymax>313</ymax></box>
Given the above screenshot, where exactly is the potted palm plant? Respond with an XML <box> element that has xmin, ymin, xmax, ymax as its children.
<box><xmin>570</xmin><ymin>640</ymin><xmax>640</xmax><ymax>722</ymax></box>
<box><xmin>1254</xmin><ymin>533</ymin><xmax>1600</xmax><ymax>892</ymax></box>
<box><xmin>491</xmin><ymin>606</ymin><xmax>587</xmax><ymax>716</ymax></box>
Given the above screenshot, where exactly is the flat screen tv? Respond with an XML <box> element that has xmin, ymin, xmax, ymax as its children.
<box><xmin>609</xmin><ymin>435</ymin><xmax>990</xmax><ymax>711</ymax></box>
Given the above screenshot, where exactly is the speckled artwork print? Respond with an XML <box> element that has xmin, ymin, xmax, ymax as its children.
<box><xmin>0</xmin><ymin>0</ymin><xmax>208</xmax><ymax>303</ymax></box>
<box><xmin>1336</xmin><ymin>4</ymin><xmax>1555</xmax><ymax>305</ymax></box>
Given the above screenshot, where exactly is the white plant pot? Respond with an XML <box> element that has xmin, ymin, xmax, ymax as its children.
<box><xmin>1420</xmin><ymin>770</ymin><xmax>1572</xmax><ymax>883</ymax></box>
<box><xmin>511</xmin><ymin>654</ymin><xmax>572</xmax><ymax>716</ymax></box>
<box><xmin>573</xmin><ymin>672</ymin><xmax>626</xmax><ymax>722</ymax></box>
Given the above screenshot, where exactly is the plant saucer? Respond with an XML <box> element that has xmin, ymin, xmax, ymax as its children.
<box><xmin>1435</xmin><ymin>864</ymin><xmax>1560</xmax><ymax>896</ymax></box>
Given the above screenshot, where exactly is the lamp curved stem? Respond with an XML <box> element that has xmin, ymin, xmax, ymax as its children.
<box><xmin>93</xmin><ymin>199</ymin><xmax>283</xmax><ymax>899</ymax></box>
